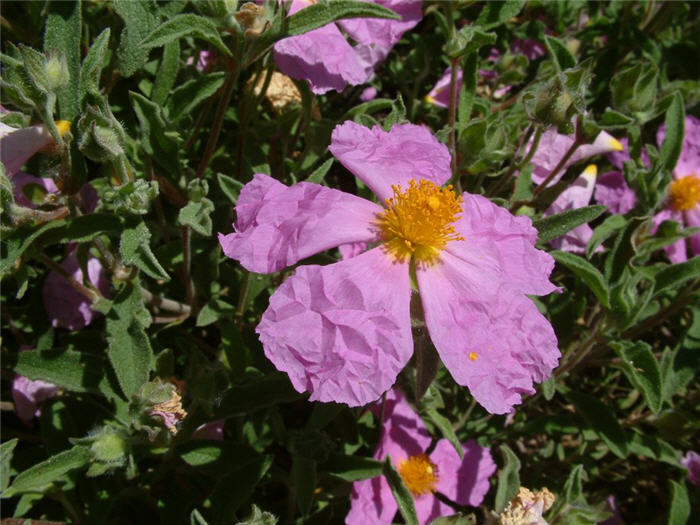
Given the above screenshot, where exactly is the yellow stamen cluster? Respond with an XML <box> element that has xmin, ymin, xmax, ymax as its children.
<box><xmin>668</xmin><ymin>175</ymin><xmax>700</xmax><ymax>212</ymax></box>
<box><xmin>397</xmin><ymin>454</ymin><xmax>439</xmax><ymax>497</ymax></box>
<box><xmin>377</xmin><ymin>179</ymin><xmax>464</xmax><ymax>266</ymax></box>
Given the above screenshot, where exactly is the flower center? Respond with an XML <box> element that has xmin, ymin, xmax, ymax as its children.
<box><xmin>376</xmin><ymin>179</ymin><xmax>464</xmax><ymax>266</ymax></box>
<box><xmin>668</xmin><ymin>175</ymin><xmax>700</xmax><ymax>212</ymax></box>
<box><xmin>397</xmin><ymin>454</ymin><xmax>439</xmax><ymax>497</ymax></box>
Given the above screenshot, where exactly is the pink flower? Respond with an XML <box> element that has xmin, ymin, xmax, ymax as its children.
<box><xmin>42</xmin><ymin>248</ymin><xmax>110</xmax><ymax>330</ymax></box>
<box><xmin>511</xmin><ymin>37</ymin><xmax>546</xmax><ymax>61</ymax></box>
<box><xmin>545</xmin><ymin>165</ymin><xmax>601</xmax><ymax>253</ymax></box>
<box><xmin>346</xmin><ymin>389</ymin><xmax>496</xmax><ymax>525</ymax></box>
<box><xmin>654</xmin><ymin>115</ymin><xmax>700</xmax><ymax>263</ymax></box>
<box><xmin>185</xmin><ymin>50</ymin><xmax>216</xmax><ymax>72</ymax></box>
<box><xmin>0</xmin><ymin>121</ymin><xmax>57</xmax><ymax>176</ymax></box>
<box><xmin>274</xmin><ymin>0</ymin><xmax>422</xmax><ymax>94</ymax></box>
<box><xmin>193</xmin><ymin>419</ymin><xmax>225</xmax><ymax>440</ymax></box>
<box><xmin>219</xmin><ymin>121</ymin><xmax>560</xmax><ymax>414</ymax></box>
<box><xmin>680</xmin><ymin>451</ymin><xmax>700</xmax><ymax>485</ymax></box>
<box><xmin>598</xmin><ymin>495</ymin><xmax>625</xmax><ymax>525</ymax></box>
<box><xmin>360</xmin><ymin>86</ymin><xmax>379</xmax><ymax>102</ymax></box>
<box><xmin>11</xmin><ymin>374</ymin><xmax>59</xmax><ymax>424</ymax></box>
<box><xmin>595</xmin><ymin>138</ymin><xmax>640</xmax><ymax>215</ymax></box>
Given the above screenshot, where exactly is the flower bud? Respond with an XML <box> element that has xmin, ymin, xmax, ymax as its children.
<box><xmin>90</xmin><ymin>430</ymin><xmax>127</xmax><ymax>464</ymax></box>
<box><xmin>44</xmin><ymin>52</ymin><xmax>69</xmax><ymax>91</ymax></box>
<box><xmin>235</xmin><ymin>2</ymin><xmax>267</xmax><ymax>37</ymax></box>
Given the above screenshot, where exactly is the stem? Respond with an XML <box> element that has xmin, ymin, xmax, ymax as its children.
<box><xmin>182</xmin><ymin>226</ymin><xmax>195</xmax><ymax>310</ymax></box>
<box><xmin>235</xmin><ymin>271</ymin><xmax>251</xmax><ymax>317</ymax></box>
<box><xmin>448</xmin><ymin>58</ymin><xmax>460</xmax><ymax>183</ymax></box>
<box><xmin>532</xmin><ymin>137</ymin><xmax>582</xmax><ymax>197</ymax></box>
<box><xmin>141</xmin><ymin>289</ymin><xmax>191</xmax><ymax>315</ymax></box>
<box><xmin>37</xmin><ymin>253</ymin><xmax>101</xmax><ymax>302</ymax></box>
<box><xmin>487</xmin><ymin>125</ymin><xmax>537</xmax><ymax>198</ymax></box>
<box><xmin>195</xmin><ymin>62</ymin><xmax>239</xmax><ymax>179</ymax></box>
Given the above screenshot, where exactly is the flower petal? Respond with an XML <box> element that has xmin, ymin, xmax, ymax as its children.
<box><xmin>685</xmin><ymin>206</ymin><xmax>700</xmax><ymax>257</ymax></box>
<box><xmin>595</xmin><ymin>171</ymin><xmax>637</xmax><ymax>214</ymax></box>
<box><xmin>426</xmin><ymin>67</ymin><xmax>459</xmax><ymax>109</ymax></box>
<box><xmin>657</xmin><ymin>115</ymin><xmax>700</xmax><ymax>178</ymax></box>
<box><xmin>652</xmin><ymin>209</ymin><xmax>687</xmax><ymax>263</ymax></box>
<box><xmin>218</xmin><ymin>174</ymin><xmax>382</xmax><ymax>274</ymax></box>
<box><xmin>447</xmin><ymin>192</ymin><xmax>559</xmax><ymax>296</ymax></box>
<box><xmin>274</xmin><ymin>19</ymin><xmax>369</xmax><ymax>94</ymax></box>
<box><xmin>0</xmin><ymin>123</ymin><xmax>54</xmax><ymax>176</ymax></box>
<box><xmin>417</xmin><ymin>252</ymin><xmax>559</xmax><ymax>414</ymax></box>
<box><xmin>413</xmin><ymin>493</ymin><xmax>452</xmax><ymax>525</ymax></box>
<box><xmin>346</xmin><ymin>476</ymin><xmax>397</xmax><ymax>525</ymax></box>
<box><xmin>11</xmin><ymin>375</ymin><xmax>59</xmax><ymax>424</ymax></box>
<box><xmin>431</xmin><ymin>439</ymin><xmax>496</xmax><ymax>507</ymax></box>
<box><xmin>375</xmin><ymin>388</ymin><xmax>432</xmax><ymax>462</ymax></box>
<box><xmin>329</xmin><ymin>121</ymin><xmax>451</xmax><ymax>203</ymax></box>
<box><xmin>257</xmin><ymin>247</ymin><xmax>412</xmax><ymax>406</ymax></box>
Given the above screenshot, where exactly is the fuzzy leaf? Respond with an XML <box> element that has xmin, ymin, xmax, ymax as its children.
<box><xmin>424</xmin><ymin>408</ymin><xmax>463</xmax><ymax>460</ymax></box>
<box><xmin>114</xmin><ymin>0</ymin><xmax>160</xmax><ymax>77</ymax></box>
<box><xmin>611</xmin><ymin>341</ymin><xmax>663</xmax><ymax>414</ymax></box>
<box><xmin>142</xmin><ymin>14</ymin><xmax>232</xmax><ymax>56</ymax></box>
<box><xmin>475</xmin><ymin>0</ymin><xmax>525</xmax><ymax>30</ymax></box>
<box><xmin>534</xmin><ymin>205</ymin><xmax>606</xmax><ymax>243</ymax></box>
<box><xmin>545</xmin><ymin>35</ymin><xmax>576</xmax><ymax>72</ymax></box>
<box><xmin>4</xmin><ymin>447</ymin><xmax>90</xmax><ymax>497</ymax></box>
<box><xmin>552</xmin><ymin>250</ymin><xmax>610</xmax><ymax>308</ymax></box>
<box><xmin>80</xmin><ymin>28</ymin><xmax>111</xmax><ymax>102</ymax></box>
<box><xmin>382</xmin><ymin>457</ymin><xmax>419</xmax><ymax>525</ymax></box>
<box><xmin>152</xmin><ymin>40</ymin><xmax>180</xmax><ymax>106</ymax></box>
<box><xmin>494</xmin><ymin>444</ymin><xmax>521</xmax><ymax>513</ymax></box>
<box><xmin>120</xmin><ymin>221</ymin><xmax>170</xmax><ymax>281</ymax></box>
<box><xmin>668</xmin><ymin>481</ymin><xmax>690</xmax><ymax>525</ymax></box>
<box><xmin>658</xmin><ymin>92</ymin><xmax>685</xmax><ymax>173</ymax></box>
<box><xmin>0</xmin><ymin>439</ymin><xmax>18</xmax><ymax>492</ymax></box>
<box><xmin>325</xmin><ymin>454</ymin><xmax>382</xmax><ymax>482</ymax></box>
<box><xmin>168</xmin><ymin>72</ymin><xmax>226</xmax><ymax>122</ymax></box>
<box><xmin>287</xmin><ymin>1</ymin><xmax>399</xmax><ymax>37</ymax></box>
<box><xmin>568</xmin><ymin>391</ymin><xmax>628</xmax><ymax>458</ymax></box>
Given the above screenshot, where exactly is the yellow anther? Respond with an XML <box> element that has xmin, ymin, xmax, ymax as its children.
<box><xmin>668</xmin><ymin>175</ymin><xmax>700</xmax><ymax>212</ymax></box>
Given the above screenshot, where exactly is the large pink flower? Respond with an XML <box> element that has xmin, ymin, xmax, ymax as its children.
<box><xmin>274</xmin><ymin>0</ymin><xmax>422</xmax><ymax>94</ymax></box>
<box><xmin>346</xmin><ymin>389</ymin><xmax>496</xmax><ymax>525</ymax></box>
<box><xmin>219</xmin><ymin>121</ymin><xmax>560</xmax><ymax>414</ymax></box>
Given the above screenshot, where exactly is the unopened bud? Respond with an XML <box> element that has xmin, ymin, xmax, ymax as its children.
<box><xmin>45</xmin><ymin>52</ymin><xmax>69</xmax><ymax>91</ymax></box>
<box><xmin>235</xmin><ymin>2</ymin><xmax>267</xmax><ymax>37</ymax></box>
<box><xmin>91</xmin><ymin>430</ymin><xmax>127</xmax><ymax>464</ymax></box>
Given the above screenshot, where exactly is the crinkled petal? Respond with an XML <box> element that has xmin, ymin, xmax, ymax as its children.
<box><xmin>274</xmin><ymin>20</ymin><xmax>369</xmax><ymax>94</ymax></box>
<box><xmin>652</xmin><ymin>209</ymin><xmax>687</xmax><ymax>264</ymax></box>
<box><xmin>431</xmin><ymin>439</ymin><xmax>496</xmax><ymax>507</ymax></box>
<box><xmin>346</xmin><ymin>476</ymin><xmax>397</xmax><ymax>525</ymax></box>
<box><xmin>329</xmin><ymin>121</ymin><xmax>452</xmax><ymax>203</ymax></box>
<box><xmin>339</xmin><ymin>242</ymin><xmax>368</xmax><ymax>260</ymax></box>
<box><xmin>447</xmin><ymin>193</ymin><xmax>559</xmax><ymax>296</ymax></box>
<box><xmin>595</xmin><ymin>171</ymin><xmax>637</xmax><ymax>214</ymax></box>
<box><xmin>42</xmin><ymin>251</ymin><xmax>110</xmax><ymax>330</ymax></box>
<box><xmin>11</xmin><ymin>375</ymin><xmax>59</xmax><ymax>424</ymax></box>
<box><xmin>0</xmin><ymin>122</ymin><xmax>54</xmax><ymax>176</ymax></box>
<box><xmin>657</xmin><ymin>115</ymin><xmax>700</xmax><ymax>178</ymax></box>
<box><xmin>418</xmin><ymin>252</ymin><xmax>559</xmax><ymax>414</ymax></box>
<box><xmin>257</xmin><ymin>247</ymin><xmax>412</xmax><ymax>406</ymax></box>
<box><xmin>218</xmin><ymin>174</ymin><xmax>382</xmax><ymax>273</ymax></box>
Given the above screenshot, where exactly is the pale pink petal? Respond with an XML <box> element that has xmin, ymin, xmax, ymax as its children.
<box><xmin>685</xmin><ymin>206</ymin><xmax>700</xmax><ymax>256</ymax></box>
<box><xmin>0</xmin><ymin>123</ymin><xmax>54</xmax><ymax>176</ymax></box>
<box><xmin>274</xmin><ymin>21</ymin><xmax>369</xmax><ymax>94</ymax></box>
<box><xmin>257</xmin><ymin>247</ymin><xmax>412</xmax><ymax>406</ymax></box>
<box><xmin>11</xmin><ymin>375</ymin><xmax>59</xmax><ymax>424</ymax></box>
<box><xmin>595</xmin><ymin>171</ymin><xmax>637</xmax><ymax>214</ymax></box>
<box><xmin>339</xmin><ymin>242</ymin><xmax>368</xmax><ymax>260</ymax></box>
<box><xmin>42</xmin><ymin>251</ymin><xmax>110</xmax><ymax>331</ymax></box>
<box><xmin>426</xmin><ymin>68</ymin><xmax>459</xmax><ymax>109</ymax></box>
<box><xmin>652</xmin><ymin>209</ymin><xmax>687</xmax><ymax>264</ymax></box>
<box><xmin>11</xmin><ymin>172</ymin><xmax>59</xmax><ymax>208</ymax></box>
<box><xmin>375</xmin><ymin>389</ymin><xmax>431</xmax><ymax>462</ymax></box>
<box><xmin>681</xmin><ymin>451</ymin><xmax>700</xmax><ymax>485</ymax></box>
<box><xmin>447</xmin><ymin>193</ymin><xmax>558</xmax><ymax>296</ymax></box>
<box><xmin>360</xmin><ymin>86</ymin><xmax>378</xmax><ymax>102</ymax></box>
<box><xmin>657</xmin><ymin>115</ymin><xmax>700</xmax><ymax>178</ymax></box>
<box><xmin>218</xmin><ymin>174</ymin><xmax>382</xmax><ymax>273</ymax></box>
<box><xmin>431</xmin><ymin>439</ymin><xmax>496</xmax><ymax>507</ymax></box>
<box><xmin>413</xmin><ymin>493</ymin><xmax>452</xmax><ymax>525</ymax></box>
<box><xmin>417</xmin><ymin>252</ymin><xmax>559</xmax><ymax>414</ymax></box>
<box><xmin>329</xmin><ymin>121</ymin><xmax>452</xmax><ymax>203</ymax></box>
<box><xmin>346</xmin><ymin>476</ymin><xmax>397</xmax><ymax>525</ymax></box>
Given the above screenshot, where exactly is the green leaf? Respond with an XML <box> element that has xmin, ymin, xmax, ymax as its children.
<box><xmin>120</xmin><ymin>221</ymin><xmax>170</xmax><ymax>281</ymax></box>
<box><xmin>12</xmin><ymin>349</ymin><xmax>121</xmax><ymax>399</ymax></box>
<box><xmin>562</xmin><ymin>464</ymin><xmax>585</xmax><ymax>504</ymax></box>
<box><xmin>217</xmin><ymin>172</ymin><xmax>244</xmax><ymax>203</ymax></box>
<box><xmin>587</xmin><ymin>214</ymin><xmax>628</xmax><ymax>258</ymax></box>
<box><xmin>475</xmin><ymin>0</ymin><xmax>525</xmax><ymax>30</ymax></box>
<box><xmin>424</xmin><ymin>408</ymin><xmax>463</xmax><ymax>460</ymax></box>
<box><xmin>512</xmin><ymin>164</ymin><xmax>533</xmax><ymax>202</ymax></box>
<box><xmin>168</xmin><ymin>72</ymin><xmax>226</xmax><ymax>122</ymax></box>
<box><xmin>600</xmin><ymin>107</ymin><xmax>635</xmax><ymax>128</ymax></box>
<box><xmin>667</xmin><ymin>481</ymin><xmax>690</xmax><ymax>525</ymax></box>
<box><xmin>568</xmin><ymin>391</ymin><xmax>628</xmax><ymax>458</ymax></box>
<box><xmin>142</xmin><ymin>14</ymin><xmax>232</xmax><ymax>56</ymax></box>
<box><xmin>0</xmin><ymin>439</ymin><xmax>18</xmax><ymax>492</ymax></box>
<box><xmin>457</xmin><ymin>53</ymin><xmax>478</xmax><ymax>135</ymax></box>
<box><xmin>105</xmin><ymin>282</ymin><xmax>154</xmax><ymax>399</ymax></box>
<box><xmin>40</xmin><ymin>214</ymin><xmax>123</xmax><ymax>245</ymax></box>
<box><xmin>552</xmin><ymin>250</ymin><xmax>610</xmax><ymax>308</ymax></box>
<box><xmin>658</xmin><ymin>92</ymin><xmax>685</xmax><ymax>173</ymax></box>
<box><xmin>216</xmin><ymin>373</ymin><xmax>304</xmax><ymax>417</ymax></box>
<box><xmin>196</xmin><ymin>298</ymin><xmax>235</xmax><ymax>327</ymax></box>
<box><xmin>653</xmin><ymin>257</ymin><xmax>700</xmax><ymax>296</ymax></box>
<box><xmin>152</xmin><ymin>40</ymin><xmax>180</xmax><ymax>106</ymax></box>
<box><xmin>382</xmin><ymin>457</ymin><xmax>418</xmax><ymax>525</ymax></box>
<box><xmin>627</xmin><ymin>432</ymin><xmax>680</xmax><ymax>466</ymax></box>
<box><xmin>292</xmin><ymin>456</ymin><xmax>316</xmax><ymax>515</ymax></box>
<box><xmin>541</xmin><ymin>377</ymin><xmax>556</xmax><ymax>400</ymax></box>
<box><xmin>305</xmin><ymin>158</ymin><xmax>334</xmax><ymax>185</ymax></box>
<box><xmin>611</xmin><ymin>341</ymin><xmax>663</xmax><ymax>414</ymax></box>
<box><xmin>544</xmin><ymin>35</ymin><xmax>576</xmax><ymax>72</ymax></box>
<box><xmin>80</xmin><ymin>28</ymin><xmax>111</xmax><ymax>103</ymax></box>
<box><xmin>534</xmin><ymin>205</ymin><xmax>607</xmax><ymax>243</ymax></box>
<box><xmin>114</xmin><ymin>0</ymin><xmax>160</xmax><ymax>77</ymax></box>
<box><xmin>342</xmin><ymin>98</ymin><xmax>394</xmax><ymax>120</ymax></box>
<box><xmin>0</xmin><ymin>221</ymin><xmax>64</xmax><ymax>276</ymax></box>
<box><xmin>129</xmin><ymin>91</ymin><xmax>181</xmax><ymax>174</ymax></box>
<box><xmin>494</xmin><ymin>444</ymin><xmax>521</xmax><ymax>513</ymax></box>
<box><xmin>44</xmin><ymin>0</ymin><xmax>82</xmax><ymax>119</ymax></box>
<box><xmin>445</xmin><ymin>26</ymin><xmax>497</xmax><ymax>59</ymax></box>
<box><xmin>287</xmin><ymin>1</ymin><xmax>399</xmax><ymax>37</ymax></box>
<box><xmin>211</xmin><ymin>455</ymin><xmax>273</xmax><ymax>522</ymax></box>
<box><xmin>325</xmin><ymin>454</ymin><xmax>382</xmax><ymax>482</ymax></box>
<box><xmin>4</xmin><ymin>447</ymin><xmax>90</xmax><ymax>497</ymax></box>
<box><xmin>18</xmin><ymin>45</ymin><xmax>49</xmax><ymax>94</ymax></box>
<box><xmin>177</xmin><ymin>198</ymin><xmax>215</xmax><ymax>237</ymax></box>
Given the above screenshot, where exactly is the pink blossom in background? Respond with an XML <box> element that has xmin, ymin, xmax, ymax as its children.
<box><xmin>193</xmin><ymin>419</ymin><xmax>225</xmax><ymax>440</ymax></box>
<box><xmin>598</xmin><ymin>495</ymin><xmax>625</xmax><ymax>525</ymax></box>
<box><xmin>545</xmin><ymin>164</ymin><xmax>602</xmax><ymax>254</ymax></box>
<box><xmin>595</xmin><ymin>137</ymin><xmax>640</xmax><ymax>215</ymax></box>
<box><xmin>653</xmin><ymin>115</ymin><xmax>700</xmax><ymax>263</ymax></box>
<box><xmin>11</xmin><ymin>172</ymin><xmax>59</xmax><ymax>208</ymax></box>
<box><xmin>219</xmin><ymin>120</ymin><xmax>560</xmax><ymax>414</ymax></box>
<box><xmin>11</xmin><ymin>374</ymin><xmax>59</xmax><ymax>424</ymax></box>
<box><xmin>0</xmin><ymin>121</ymin><xmax>57</xmax><ymax>176</ymax></box>
<box><xmin>274</xmin><ymin>0</ymin><xmax>422</xmax><ymax>94</ymax></box>
<box><xmin>42</xmin><ymin>248</ymin><xmax>110</xmax><ymax>331</ymax></box>
<box><xmin>345</xmin><ymin>389</ymin><xmax>496</xmax><ymax>525</ymax></box>
<box><xmin>680</xmin><ymin>451</ymin><xmax>700</xmax><ymax>485</ymax></box>
<box><xmin>511</xmin><ymin>37</ymin><xmax>547</xmax><ymax>60</ymax></box>
<box><xmin>185</xmin><ymin>50</ymin><xmax>215</xmax><ymax>72</ymax></box>
<box><xmin>360</xmin><ymin>86</ymin><xmax>378</xmax><ymax>101</ymax></box>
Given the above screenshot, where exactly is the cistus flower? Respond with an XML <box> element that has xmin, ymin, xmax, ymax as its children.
<box><xmin>346</xmin><ymin>389</ymin><xmax>496</xmax><ymax>525</ymax></box>
<box><xmin>544</xmin><ymin>164</ymin><xmax>601</xmax><ymax>253</ymax></box>
<box><xmin>42</xmin><ymin>248</ymin><xmax>110</xmax><ymax>331</ymax></box>
<box><xmin>149</xmin><ymin>389</ymin><xmax>187</xmax><ymax>434</ymax></box>
<box><xmin>219</xmin><ymin>120</ymin><xmax>560</xmax><ymax>414</ymax></box>
<box><xmin>273</xmin><ymin>0</ymin><xmax>422</xmax><ymax>94</ymax></box>
<box><xmin>489</xmin><ymin>487</ymin><xmax>555</xmax><ymax>525</ymax></box>
<box><xmin>680</xmin><ymin>450</ymin><xmax>700</xmax><ymax>485</ymax></box>
<box><xmin>11</xmin><ymin>374</ymin><xmax>59</xmax><ymax>424</ymax></box>
<box><xmin>0</xmin><ymin>120</ymin><xmax>71</xmax><ymax>176</ymax></box>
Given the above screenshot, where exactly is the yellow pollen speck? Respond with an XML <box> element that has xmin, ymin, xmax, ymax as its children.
<box><xmin>55</xmin><ymin>120</ymin><xmax>71</xmax><ymax>137</ymax></box>
<box><xmin>397</xmin><ymin>454</ymin><xmax>439</xmax><ymax>497</ymax></box>
<box><xmin>668</xmin><ymin>175</ymin><xmax>700</xmax><ymax>212</ymax></box>
<box><xmin>469</xmin><ymin>352</ymin><xmax>478</xmax><ymax>361</ymax></box>
<box><xmin>376</xmin><ymin>179</ymin><xmax>464</xmax><ymax>266</ymax></box>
